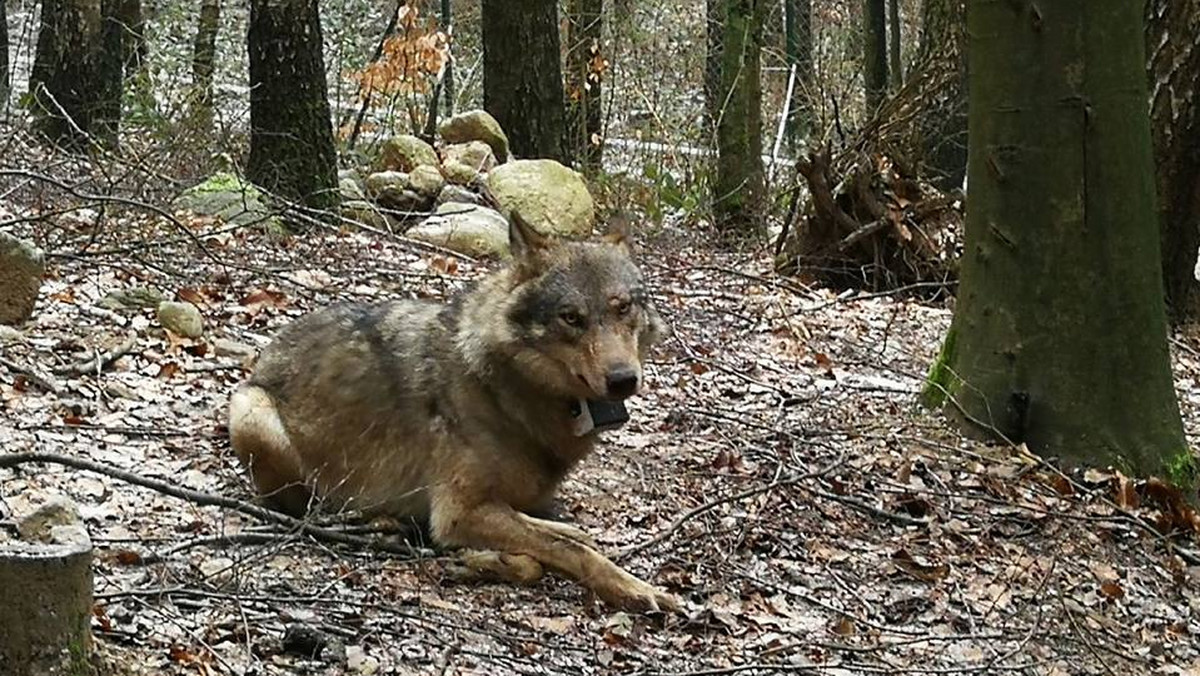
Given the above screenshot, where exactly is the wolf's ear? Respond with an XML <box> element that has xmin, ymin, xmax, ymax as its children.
<box><xmin>602</xmin><ymin>212</ymin><xmax>633</xmax><ymax>250</ymax></box>
<box><xmin>509</xmin><ymin>211</ymin><xmax>554</xmax><ymax>270</ymax></box>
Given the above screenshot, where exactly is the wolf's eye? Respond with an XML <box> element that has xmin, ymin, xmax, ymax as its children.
<box><xmin>560</xmin><ymin>310</ymin><xmax>585</xmax><ymax>328</ymax></box>
<box><xmin>615</xmin><ymin>300</ymin><xmax>632</xmax><ymax>317</ymax></box>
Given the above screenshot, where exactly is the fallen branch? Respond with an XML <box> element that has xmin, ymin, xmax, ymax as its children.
<box><xmin>52</xmin><ymin>334</ymin><xmax>138</xmax><ymax>377</ymax></box>
<box><xmin>0</xmin><ymin>356</ymin><xmax>62</xmax><ymax>393</ymax></box>
<box><xmin>0</xmin><ymin>451</ymin><xmax>432</xmax><ymax>558</ymax></box>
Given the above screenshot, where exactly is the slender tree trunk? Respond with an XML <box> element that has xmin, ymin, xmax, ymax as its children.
<box><xmin>1146</xmin><ymin>0</ymin><xmax>1200</xmax><ymax>323</ymax></box>
<box><xmin>441</xmin><ymin>0</ymin><xmax>453</xmax><ymax>116</ymax></box>
<box><xmin>191</xmin><ymin>0</ymin><xmax>220</xmax><ymax>132</ymax></box>
<box><xmin>0</xmin><ymin>0</ymin><xmax>9</xmax><ymax>108</ymax></box>
<box><xmin>926</xmin><ymin>0</ymin><xmax>1188</xmax><ymax>482</ymax></box>
<box><xmin>915</xmin><ymin>0</ymin><xmax>966</xmax><ymax>190</ymax></box>
<box><xmin>887</xmin><ymin>0</ymin><xmax>901</xmax><ymax>88</ymax></box>
<box><xmin>704</xmin><ymin>0</ymin><xmax>723</xmax><ymax>140</ymax></box>
<box><xmin>783</xmin><ymin>0</ymin><xmax>812</xmax><ymax>142</ymax></box>
<box><xmin>713</xmin><ymin>0</ymin><xmax>765</xmax><ymax>239</ymax></box>
<box><xmin>863</xmin><ymin>0</ymin><xmax>887</xmax><ymax>113</ymax></box>
<box><xmin>566</xmin><ymin>0</ymin><xmax>603</xmax><ymax>171</ymax></box>
<box><xmin>246</xmin><ymin>0</ymin><xmax>337</xmax><ymax>209</ymax></box>
<box><xmin>481</xmin><ymin>0</ymin><xmax>567</xmax><ymax>162</ymax></box>
<box><xmin>30</xmin><ymin>0</ymin><xmax>116</xmax><ymax>148</ymax></box>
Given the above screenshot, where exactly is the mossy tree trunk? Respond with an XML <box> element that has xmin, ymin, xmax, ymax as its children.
<box><xmin>713</xmin><ymin>0</ymin><xmax>766</xmax><ymax>239</ymax></box>
<box><xmin>566</xmin><ymin>0</ymin><xmax>603</xmax><ymax>171</ymax></box>
<box><xmin>481</xmin><ymin>0</ymin><xmax>567</xmax><ymax>162</ymax></box>
<box><xmin>1146</xmin><ymin>0</ymin><xmax>1200</xmax><ymax>324</ymax></box>
<box><xmin>927</xmin><ymin>0</ymin><xmax>1188</xmax><ymax>482</ymax></box>
<box><xmin>30</xmin><ymin>0</ymin><xmax>117</xmax><ymax>148</ymax></box>
<box><xmin>863</xmin><ymin>0</ymin><xmax>887</xmax><ymax>113</ymax></box>
<box><xmin>704</xmin><ymin>0</ymin><xmax>723</xmax><ymax>141</ymax></box>
<box><xmin>246</xmin><ymin>0</ymin><xmax>337</xmax><ymax>209</ymax></box>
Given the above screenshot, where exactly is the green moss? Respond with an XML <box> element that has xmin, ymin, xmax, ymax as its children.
<box><xmin>921</xmin><ymin>326</ymin><xmax>959</xmax><ymax>408</ymax></box>
<box><xmin>190</xmin><ymin>171</ymin><xmax>248</xmax><ymax>194</ymax></box>
<box><xmin>1165</xmin><ymin>449</ymin><xmax>1199</xmax><ymax>489</ymax></box>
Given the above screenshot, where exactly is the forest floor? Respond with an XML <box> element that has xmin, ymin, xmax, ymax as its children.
<box><xmin>3</xmin><ymin>139</ymin><xmax>1200</xmax><ymax>676</ymax></box>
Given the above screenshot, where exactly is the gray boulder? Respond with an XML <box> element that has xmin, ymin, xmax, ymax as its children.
<box><xmin>407</xmin><ymin>204</ymin><xmax>511</xmax><ymax>258</ymax></box>
<box><xmin>438</xmin><ymin>110</ymin><xmax>510</xmax><ymax>162</ymax></box>
<box><xmin>365</xmin><ymin>171</ymin><xmax>408</xmax><ymax>198</ymax></box>
<box><xmin>436</xmin><ymin>184</ymin><xmax>487</xmax><ymax>207</ymax></box>
<box><xmin>486</xmin><ymin>159</ymin><xmax>595</xmax><ymax>237</ymax></box>
<box><xmin>441</xmin><ymin>141</ymin><xmax>496</xmax><ymax>186</ymax></box>
<box><xmin>0</xmin><ymin>232</ymin><xmax>44</xmax><ymax>325</ymax></box>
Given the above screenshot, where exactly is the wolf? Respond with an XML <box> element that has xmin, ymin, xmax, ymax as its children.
<box><xmin>227</xmin><ymin>213</ymin><xmax>681</xmax><ymax>612</ymax></box>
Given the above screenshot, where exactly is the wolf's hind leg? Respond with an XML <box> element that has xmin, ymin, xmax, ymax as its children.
<box><xmin>228</xmin><ymin>384</ymin><xmax>313</xmax><ymax>515</ymax></box>
<box><xmin>431</xmin><ymin>495</ymin><xmax>681</xmax><ymax>613</ymax></box>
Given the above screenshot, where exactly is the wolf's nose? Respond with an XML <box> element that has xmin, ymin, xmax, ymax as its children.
<box><xmin>605</xmin><ymin>367</ymin><xmax>639</xmax><ymax>399</ymax></box>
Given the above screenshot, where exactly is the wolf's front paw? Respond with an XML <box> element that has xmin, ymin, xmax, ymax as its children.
<box><xmin>596</xmin><ymin>572</ymin><xmax>682</xmax><ymax>614</ymax></box>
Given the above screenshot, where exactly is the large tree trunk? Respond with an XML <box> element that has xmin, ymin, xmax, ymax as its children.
<box><xmin>191</xmin><ymin>0</ymin><xmax>220</xmax><ymax>132</ymax></box>
<box><xmin>246</xmin><ymin>0</ymin><xmax>337</xmax><ymax>209</ymax></box>
<box><xmin>481</xmin><ymin>0</ymin><xmax>567</xmax><ymax>162</ymax></box>
<box><xmin>926</xmin><ymin>0</ymin><xmax>1187</xmax><ymax>481</ymax></box>
<box><xmin>782</xmin><ymin>0</ymin><xmax>812</xmax><ymax>142</ymax></box>
<box><xmin>30</xmin><ymin>0</ymin><xmax>116</xmax><ymax>148</ymax></box>
<box><xmin>713</xmin><ymin>0</ymin><xmax>765</xmax><ymax>239</ymax></box>
<box><xmin>914</xmin><ymin>0</ymin><xmax>966</xmax><ymax>190</ymax></box>
<box><xmin>863</xmin><ymin>0</ymin><xmax>887</xmax><ymax>113</ymax></box>
<box><xmin>566</xmin><ymin>0</ymin><xmax>603</xmax><ymax>171</ymax></box>
<box><xmin>1147</xmin><ymin>0</ymin><xmax>1200</xmax><ymax>324</ymax></box>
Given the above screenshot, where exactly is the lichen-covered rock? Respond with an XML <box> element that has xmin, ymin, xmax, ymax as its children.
<box><xmin>443</xmin><ymin>141</ymin><xmax>497</xmax><ymax>174</ymax></box>
<box><xmin>172</xmin><ymin>172</ymin><xmax>282</xmax><ymax>231</ymax></box>
<box><xmin>157</xmin><ymin>301</ymin><xmax>204</xmax><ymax>338</ymax></box>
<box><xmin>408</xmin><ymin>164</ymin><xmax>446</xmax><ymax>198</ymax></box>
<box><xmin>436</xmin><ymin>184</ymin><xmax>487</xmax><ymax>207</ymax></box>
<box><xmin>438</xmin><ymin>110</ymin><xmax>509</xmax><ymax>162</ymax></box>
<box><xmin>0</xmin><ymin>232</ymin><xmax>44</xmax><ymax>325</ymax></box>
<box><xmin>406</xmin><ymin>204</ymin><xmax>510</xmax><ymax>258</ymax></box>
<box><xmin>486</xmin><ymin>159</ymin><xmax>595</xmax><ymax>237</ymax></box>
<box><xmin>339</xmin><ymin>177</ymin><xmax>365</xmax><ymax>201</ymax></box>
<box><xmin>442</xmin><ymin>161</ymin><xmax>483</xmax><ymax>186</ymax></box>
<box><xmin>374</xmin><ymin>134</ymin><xmax>439</xmax><ymax>173</ymax></box>
<box><xmin>365</xmin><ymin>171</ymin><xmax>409</xmax><ymax>198</ymax></box>
<box><xmin>98</xmin><ymin>287</ymin><xmax>166</xmax><ymax>311</ymax></box>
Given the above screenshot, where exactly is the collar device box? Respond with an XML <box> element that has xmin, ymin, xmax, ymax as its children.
<box><xmin>570</xmin><ymin>399</ymin><xmax>630</xmax><ymax>436</ymax></box>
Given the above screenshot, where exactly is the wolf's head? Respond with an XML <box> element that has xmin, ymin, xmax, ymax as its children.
<box><xmin>476</xmin><ymin>212</ymin><xmax>667</xmax><ymax>401</ymax></box>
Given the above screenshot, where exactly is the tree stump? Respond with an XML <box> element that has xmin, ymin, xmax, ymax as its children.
<box><xmin>0</xmin><ymin>498</ymin><xmax>94</xmax><ymax>676</ymax></box>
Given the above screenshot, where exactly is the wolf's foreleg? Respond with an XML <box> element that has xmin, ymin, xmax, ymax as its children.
<box><xmin>430</xmin><ymin>494</ymin><xmax>681</xmax><ymax>613</ymax></box>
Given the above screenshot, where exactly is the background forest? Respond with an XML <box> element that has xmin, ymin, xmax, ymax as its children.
<box><xmin>1</xmin><ymin>0</ymin><xmax>1200</xmax><ymax>674</ymax></box>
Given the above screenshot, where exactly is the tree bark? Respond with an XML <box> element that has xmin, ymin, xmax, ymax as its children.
<box><xmin>481</xmin><ymin>0</ymin><xmax>567</xmax><ymax>162</ymax></box>
<box><xmin>30</xmin><ymin>0</ymin><xmax>115</xmax><ymax>148</ymax></box>
<box><xmin>887</xmin><ymin>0</ymin><xmax>902</xmax><ymax>88</ymax></box>
<box><xmin>1146</xmin><ymin>0</ymin><xmax>1200</xmax><ymax>323</ymax></box>
<box><xmin>863</xmin><ymin>0</ymin><xmax>887</xmax><ymax>113</ymax></box>
<box><xmin>1</xmin><ymin>0</ymin><xmax>9</xmax><ymax>106</ymax></box>
<box><xmin>713</xmin><ymin>0</ymin><xmax>766</xmax><ymax>239</ymax></box>
<box><xmin>783</xmin><ymin>0</ymin><xmax>812</xmax><ymax>142</ymax></box>
<box><xmin>566</xmin><ymin>0</ymin><xmax>603</xmax><ymax>171</ymax></box>
<box><xmin>246</xmin><ymin>0</ymin><xmax>337</xmax><ymax>209</ymax></box>
<box><xmin>927</xmin><ymin>0</ymin><xmax>1188</xmax><ymax>482</ymax></box>
<box><xmin>191</xmin><ymin>0</ymin><xmax>220</xmax><ymax>132</ymax></box>
<box><xmin>704</xmin><ymin>0</ymin><xmax>723</xmax><ymax>140</ymax></box>
<box><xmin>914</xmin><ymin>0</ymin><xmax>966</xmax><ymax>190</ymax></box>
